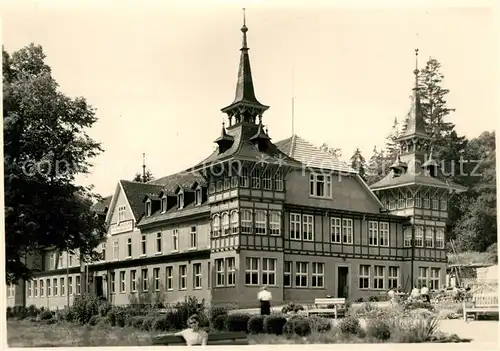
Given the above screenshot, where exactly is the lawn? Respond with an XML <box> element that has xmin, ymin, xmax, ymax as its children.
<box><xmin>6</xmin><ymin>319</ymin><xmax>376</xmax><ymax>347</ymax></box>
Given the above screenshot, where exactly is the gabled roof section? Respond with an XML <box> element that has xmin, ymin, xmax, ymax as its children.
<box><xmin>148</xmin><ymin>171</ymin><xmax>207</xmax><ymax>195</ymax></box>
<box><xmin>119</xmin><ymin>180</ymin><xmax>164</xmax><ymax>221</ymax></box>
<box><xmin>275</xmin><ymin>135</ymin><xmax>356</xmax><ymax>174</ymax></box>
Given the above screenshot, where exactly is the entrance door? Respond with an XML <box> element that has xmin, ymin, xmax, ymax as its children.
<box><xmin>95</xmin><ymin>276</ymin><xmax>104</xmax><ymax>297</ymax></box>
<box><xmin>337</xmin><ymin>266</ymin><xmax>349</xmax><ymax>298</ymax></box>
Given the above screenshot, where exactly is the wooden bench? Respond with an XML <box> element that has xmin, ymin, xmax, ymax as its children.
<box><xmin>305</xmin><ymin>297</ymin><xmax>346</xmax><ymax>319</ymax></box>
<box><xmin>462</xmin><ymin>292</ymin><xmax>499</xmax><ymax>322</ymax></box>
<box><xmin>153</xmin><ymin>331</ymin><xmax>249</xmax><ymax>345</ymax></box>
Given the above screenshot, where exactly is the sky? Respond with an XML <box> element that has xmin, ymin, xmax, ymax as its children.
<box><xmin>2</xmin><ymin>1</ymin><xmax>498</xmax><ymax>196</ymax></box>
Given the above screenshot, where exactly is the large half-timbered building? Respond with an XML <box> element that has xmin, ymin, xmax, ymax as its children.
<box><xmin>7</xmin><ymin>16</ymin><xmax>465</xmax><ymax>309</ymax></box>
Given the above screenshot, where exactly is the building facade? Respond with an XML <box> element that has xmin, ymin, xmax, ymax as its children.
<box><xmin>7</xmin><ymin>17</ymin><xmax>465</xmax><ymax>310</ymax></box>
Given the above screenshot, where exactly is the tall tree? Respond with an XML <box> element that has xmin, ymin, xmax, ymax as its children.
<box><xmin>384</xmin><ymin>117</ymin><xmax>401</xmax><ymax>163</ymax></box>
<box><xmin>133</xmin><ymin>169</ymin><xmax>154</xmax><ymax>183</ymax></box>
<box><xmin>319</xmin><ymin>143</ymin><xmax>342</xmax><ymax>159</ymax></box>
<box><xmin>365</xmin><ymin>146</ymin><xmax>387</xmax><ymax>185</ymax></box>
<box><xmin>453</xmin><ymin>131</ymin><xmax>496</xmax><ymax>251</ymax></box>
<box><xmin>3</xmin><ymin>44</ymin><xmax>104</xmax><ymax>283</ymax></box>
<box><xmin>350</xmin><ymin>148</ymin><xmax>367</xmax><ymax>181</ymax></box>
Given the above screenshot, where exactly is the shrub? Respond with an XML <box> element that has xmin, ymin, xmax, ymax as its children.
<box><xmin>88</xmin><ymin>315</ymin><xmax>100</xmax><ymax>326</ymax></box>
<box><xmin>130</xmin><ymin>316</ymin><xmax>146</xmax><ymax>329</ymax></box>
<box><xmin>391</xmin><ymin>316</ymin><xmax>440</xmax><ymax>343</ymax></box>
<box><xmin>283</xmin><ymin>316</ymin><xmax>312</xmax><ymax>337</ymax></box>
<box><xmin>71</xmin><ymin>294</ymin><xmax>99</xmax><ymax>324</ymax></box>
<box><xmin>6</xmin><ymin>307</ymin><xmax>13</xmax><ymax>319</ymax></box>
<box><xmin>368</xmin><ymin>295</ymin><xmax>379</xmax><ymax>302</ymax></box>
<box><xmin>113</xmin><ymin>308</ymin><xmax>129</xmax><ymax>327</ymax></box>
<box><xmin>308</xmin><ymin>315</ymin><xmax>332</xmax><ymax>333</ymax></box>
<box><xmin>263</xmin><ymin>314</ymin><xmax>287</xmax><ymax>335</ymax></box>
<box><xmin>27</xmin><ymin>305</ymin><xmax>39</xmax><ymax>318</ymax></box>
<box><xmin>97</xmin><ymin>316</ymin><xmax>111</xmax><ymax>327</ymax></box>
<box><xmin>98</xmin><ymin>301</ymin><xmax>112</xmax><ymax>317</ymax></box>
<box><xmin>224</xmin><ymin>313</ymin><xmax>251</xmax><ymax>332</ymax></box>
<box><xmin>338</xmin><ymin>316</ymin><xmax>360</xmax><ymax>335</ymax></box>
<box><xmin>247</xmin><ymin>315</ymin><xmax>265</xmax><ymax>334</ymax></box>
<box><xmin>174</xmin><ymin>296</ymin><xmax>206</xmax><ymax>328</ymax></box>
<box><xmin>281</xmin><ymin>302</ymin><xmax>304</xmax><ymax>314</ymax></box>
<box><xmin>366</xmin><ymin>319</ymin><xmax>391</xmax><ymax>340</ymax></box>
<box><xmin>39</xmin><ymin>310</ymin><xmax>54</xmax><ymax>321</ymax></box>
<box><xmin>213</xmin><ymin>314</ymin><xmax>226</xmax><ymax>331</ymax></box>
<box><xmin>354</xmin><ymin>297</ymin><xmax>364</xmax><ymax>303</ymax></box>
<box><xmin>152</xmin><ymin>314</ymin><xmax>174</xmax><ymax>331</ymax></box>
<box><xmin>402</xmin><ymin>301</ymin><xmax>435</xmax><ymax>312</ymax></box>
<box><xmin>141</xmin><ymin>316</ymin><xmax>155</xmax><ymax>331</ymax></box>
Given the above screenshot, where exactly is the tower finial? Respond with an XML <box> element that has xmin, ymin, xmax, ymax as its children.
<box><xmin>413</xmin><ymin>48</ymin><xmax>419</xmax><ymax>86</ymax></box>
<box><xmin>241</xmin><ymin>8</ymin><xmax>248</xmax><ymax>49</ymax></box>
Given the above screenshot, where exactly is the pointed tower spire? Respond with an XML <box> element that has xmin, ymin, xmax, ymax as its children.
<box><xmin>142</xmin><ymin>153</ymin><xmax>146</xmax><ymax>183</ymax></box>
<box><xmin>221</xmin><ymin>9</ymin><xmax>269</xmax><ymax>125</ymax></box>
<box><xmin>397</xmin><ymin>49</ymin><xmax>431</xmax><ymax>141</ymax></box>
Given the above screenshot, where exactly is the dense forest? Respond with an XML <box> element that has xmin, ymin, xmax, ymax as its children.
<box><xmin>348</xmin><ymin>57</ymin><xmax>497</xmax><ymax>260</ymax></box>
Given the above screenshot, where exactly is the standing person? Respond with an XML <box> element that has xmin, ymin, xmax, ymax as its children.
<box><xmin>258</xmin><ymin>286</ymin><xmax>272</xmax><ymax>315</ymax></box>
<box><xmin>421</xmin><ymin>284</ymin><xmax>430</xmax><ymax>303</ymax></box>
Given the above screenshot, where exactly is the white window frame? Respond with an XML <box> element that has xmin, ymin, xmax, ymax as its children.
<box><xmin>193</xmin><ymin>263</ymin><xmax>202</xmax><ymax>289</ymax></box>
<box><xmin>40</xmin><ymin>279</ymin><xmax>44</xmax><ymax>297</ymax></box>
<box><xmin>127</xmin><ymin>237</ymin><xmax>132</xmax><ymax>258</ymax></box>
<box><xmin>50</xmin><ymin>278</ymin><xmax>55</xmax><ymax>296</ymax></box>
<box><xmin>432</xmin><ymin>194</ymin><xmax>439</xmax><ymax>210</ymax></box>
<box><xmin>343</xmin><ymin>218</ymin><xmax>353</xmax><ymax>244</ymax></box>
<box><xmin>120</xmin><ymin>271</ymin><xmax>126</xmax><ymax>293</ymax></box>
<box><xmin>331</xmin><ymin>217</ymin><xmax>341</xmax><ymax>243</ymax></box>
<box><xmin>172</xmin><ymin>229</ymin><xmax>179</xmax><ymax>251</ymax></box>
<box><xmin>141</xmin><ymin>268</ymin><xmax>148</xmax><ymax>292</ymax></box>
<box><xmin>415</xmin><ymin>226</ymin><xmax>424</xmax><ymax>247</ymax></box>
<box><xmin>255</xmin><ymin>210</ymin><xmax>267</xmax><ymax>235</ymax></box>
<box><xmin>440</xmin><ymin>196</ymin><xmax>447</xmax><ymax>211</ymax></box>
<box><xmin>231</xmin><ymin>210</ymin><xmax>239</xmax><ymax>234</ymax></box>
<box><xmin>222</xmin><ymin>212</ymin><xmax>230</xmax><ymax>236</ymax></box>
<box><xmin>309</xmin><ymin>173</ymin><xmax>332</xmax><ymax>198</ymax></box>
<box><xmin>141</xmin><ymin>235</ymin><xmax>146</xmax><ymax>256</ymax></box>
<box><xmin>245</xmin><ymin>257</ymin><xmax>260</xmax><ymax>285</ymax></box>
<box><xmin>34</xmin><ymin>280</ymin><xmax>38</xmax><ymax>297</ymax></box>
<box><xmin>27</xmin><ymin>281</ymin><xmax>32</xmax><ymax>297</ymax></box>
<box><xmin>274</xmin><ymin>168</ymin><xmax>284</xmax><ymax>191</ymax></box>
<box><xmin>215</xmin><ymin>259</ymin><xmax>225</xmax><ymax>287</ymax></box>
<box><xmin>190</xmin><ymin>226</ymin><xmax>197</xmax><ymax>248</ymax></box>
<box><xmin>153</xmin><ymin>267</ymin><xmax>160</xmax><ymax>291</ymax></box>
<box><xmin>130</xmin><ymin>270</ymin><xmax>137</xmax><ymax>292</ymax></box>
<box><xmin>284</xmin><ymin>261</ymin><xmax>292</xmax><ymax>287</ymax></box>
<box><xmin>388</xmin><ymin>266</ymin><xmax>399</xmax><ymax>289</ymax></box>
<box><xmin>251</xmin><ymin>168</ymin><xmax>261</xmax><ymax>189</ymax></box>
<box><xmin>156</xmin><ymin>232</ymin><xmax>162</xmax><ymax>253</ymax></box>
<box><xmin>60</xmin><ymin>277</ymin><xmax>65</xmax><ymax>296</ymax></box>
<box><xmin>417</xmin><ymin>267</ymin><xmax>429</xmax><ymax>288</ymax></box>
<box><xmin>430</xmin><ymin>268</ymin><xmax>441</xmax><ymax>290</ymax></box>
<box><xmin>262</xmin><ymin>169</ymin><xmax>272</xmax><ymax>190</ymax></box>
<box><xmin>75</xmin><ymin>276</ymin><xmax>81</xmax><ymax>295</ymax></box>
<box><xmin>240</xmin><ymin>168</ymin><xmax>249</xmax><ymax>188</ymax></box>
<box><xmin>166</xmin><ymin>267</ymin><xmax>173</xmax><ymax>291</ymax></box>
<box><xmin>373</xmin><ymin>266</ymin><xmax>385</xmax><ymax>289</ymax></box>
<box><xmin>436</xmin><ymin>228</ymin><xmax>445</xmax><ymax>249</ymax></box>
<box><xmin>290</xmin><ymin>213</ymin><xmax>301</xmax><ymax>240</ymax></box>
<box><xmin>68</xmin><ymin>276</ymin><xmax>73</xmax><ymax>295</ymax></box>
<box><xmin>178</xmin><ymin>192</ymin><xmax>184</xmax><ymax>209</ymax></box>
<box><xmin>295</xmin><ymin>262</ymin><xmax>308</xmax><ymax>287</ymax></box>
<box><xmin>369</xmin><ymin>221</ymin><xmax>379</xmax><ymax>246</ymax></box>
<box><xmin>379</xmin><ymin>222</ymin><xmax>389</xmax><ymax>247</ymax></box>
<box><xmin>312</xmin><ymin>262</ymin><xmax>324</xmax><ymax>288</ymax></box>
<box><xmin>269</xmin><ymin>212</ymin><xmax>281</xmax><ymax>236</ymax></box>
<box><xmin>262</xmin><ymin>258</ymin><xmax>277</xmax><ymax>286</ymax></box>
<box><xmin>425</xmin><ymin>227</ymin><xmax>434</xmax><ymax>248</ymax></box>
<box><xmin>359</xmin><ymin>265</ymin><xmax>370</xmax><ymax>289</ymax></box>
<box><xmin>423</xmin><ymin>192</ymin><xmax>430</xmax><ymax>209</ymax></box>
<box><xmin>415</xmin><ymin>191</ymin><xmax>422</xmax><ymax>208</ymax></box>
<box><xmin>161</xmin><ymin>197</ymin><xmax>167</xmax><ymax>213</ymax></box>
<box><xmin>212</xmin><ymin>214</ymin><xmax>221</xmax><ymax>237</ymax></box>
<box><xmin>195</xmin><ymin>187</ymin><xmax>202</xmax><ymax>205</ymax></box>
<box><xmin>50</xmin><ymin>253</ymin><xmax>56</xmax><ymax>270</ymax></box>
<box><xmin>226</xmin><ymin>258</ymin><xmax>236</xmax><ymax>286</ymax></box>
<box><xmin>241</xmin><ymin>209</ymin><xmax>252</xmax><ymax>234</ymax></box>
<box><xmin>118</xmin><ymin>205</ymin><xmax>126</xmax><ymax>222</ymax></box>
<box><xmin>302</xmin><ymin>214</ymin><xmax>314</xmax><ymax>241</ymax></box>
<box><xmin>397</xmin><ymin>192</ymin><xmax>405</xmax><ymax>209</ymax></box>
<box><xmin>146</xmin><ymin>201</ymin><xmax>152</xmax><ymax>216</ymax></box>
<box><xmin>404</xmin><ymin>227</ymin><xmax>412</xmax><ymax>247</ymax></box>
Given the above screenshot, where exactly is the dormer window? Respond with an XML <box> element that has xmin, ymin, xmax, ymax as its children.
<box><xmin>195</xmin><ymin>187</ymin><xmax>202</xmax><ymax>205</ymax></box>
<box><xmin>145</xmin><ymin>201</ymin><xmax>152</xmax><ymax>217</ymax></box>
<box><xmin>178</xmin><ymin>192</ymin><xmax>184</xmax><ymax>209</ymax></box>
<box><xmin>161</xmin><ymin>197</ymin><xmax>167</xmax><ymax>213</ymax></box>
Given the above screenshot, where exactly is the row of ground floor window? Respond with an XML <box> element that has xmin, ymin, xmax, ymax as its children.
<box><xmin>7</xmin><ymin>256</ymin><xmax>446</xmax><ymax>309</ymax></box>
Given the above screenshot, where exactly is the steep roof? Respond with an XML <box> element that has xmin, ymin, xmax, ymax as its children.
<box><xmin>91</xmin><ymin>195</ymin><xmax>112</xmax><ymax>214</ymax></box>
<box><xmin>193</xmin><ymin>123</ymin><xmax>302</xmax><ymax>169</ymax></box>
<box><xmin>369</xmin><ymin>159</ymin><xmax>467</xmax><ymax>192</ymax></box>
<box><xmin>119</xmin><ymin>180</ymin><xmax>164</xmax><ymax>221</ymax></box>
<box><xmin>275</xmin><ymin>135</ymin><xmax>356</xmax><ymax>173</ymax></box>
<box><xmin>148</xmin><ymin>171</ymin><xmax>206</xmax><ymax>196</ymax></box>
